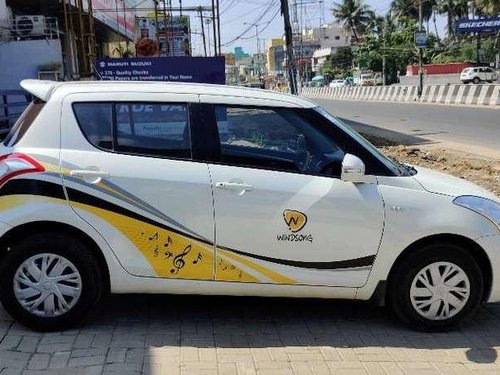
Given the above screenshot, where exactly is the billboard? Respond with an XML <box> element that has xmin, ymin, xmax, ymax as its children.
<box><xmin>136</xmin><ymin>16</ymin><xmax>191</xmax><ymax>57</ymax></box>
<box><xmin>456</xmin><ymin>17</ymin><xmax>500</xmax><ymax>33</ymax></box>
<box><xmin>84</xmin><ymin>0</ymin><xmax>136</xmax><ymax>40</ymax></box>
<box><xmin>96</xmin><ymin>57</ymin><xmax>225</xmax><ymax>84</ymax></box>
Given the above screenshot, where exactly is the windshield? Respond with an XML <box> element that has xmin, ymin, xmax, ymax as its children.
<box><xmin>314</xmin><ymin>107</ymin><xmax>416</xmax><ymax>176</ymax></box>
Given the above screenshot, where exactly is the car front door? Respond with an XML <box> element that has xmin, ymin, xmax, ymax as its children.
<box><xmin>60</xmin><ymin>93</ymin><xmax>215</xmax><ymax>280</ymax></box>
<box><xmin>205</xmin><ymin>102</ymin><xmax>385</xmax><ymax>287</ymax></box>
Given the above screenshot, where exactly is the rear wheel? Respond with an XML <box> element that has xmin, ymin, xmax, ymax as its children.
<box><xmin>472</xmin><ymin>77</ymin><xmax>481</xmax><ymax>84</ymax></box>
<box><xmin>388</xmin><ymin>243</ymin><xmax>483</xmax><ymax>331</ymax></box>
<box><xmin>0</xmin><ymin>233</ymin><xmax>103</xmax><ymax>331</ymax></box>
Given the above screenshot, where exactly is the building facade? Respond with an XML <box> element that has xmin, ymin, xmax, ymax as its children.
<box><xmin>0</xmin><ymin>0</ymin><xmax>137</xmax><ymax>89</ymax></box>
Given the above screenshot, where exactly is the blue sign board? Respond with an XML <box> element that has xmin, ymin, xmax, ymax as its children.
<box><xmin>456</xmin><ymin>17</ymin><xmax>500</xmax><ymax>33</ymax></box>
<box><xmin>96</xmin><ymin>57</ymin><xmax>225</xmax><ymax>84</ymax></box>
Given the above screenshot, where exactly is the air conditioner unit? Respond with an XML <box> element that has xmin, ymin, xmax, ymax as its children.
<box><xmin>15</xmin><ymin>15</ymin><xmax>46</xmax><ymax>36</ymax></box>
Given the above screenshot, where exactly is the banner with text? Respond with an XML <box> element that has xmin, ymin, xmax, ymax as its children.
<box><xmin>97</xmin><ymin>57</ymin><xmax>225</xmax><ymax>84</ymax></box>
<box><xmin>456</xmin><ymin>17</ymin><xmax>500</xmax><ymax>33</ymax></box>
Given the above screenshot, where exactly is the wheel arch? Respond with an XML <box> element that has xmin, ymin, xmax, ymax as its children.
<box><xmin>0</xmin><ymin>221</ymin><xmax>110</xmax><ymax>294</ymax></box>
<box><xmin>386</xmin><ymin>233</ymin><xmax>492</xmax><ymax>303</ymax></box>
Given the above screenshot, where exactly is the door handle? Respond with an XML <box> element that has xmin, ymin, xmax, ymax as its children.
<box><xmin>215</xmin><ymin>182</ymin><xmax>254</xmax><ymax>191</ymax></box>
<box><xmin>70</xmin><ymin>170</ymin><xmax>110</xmax><ymax>178</ymax></box>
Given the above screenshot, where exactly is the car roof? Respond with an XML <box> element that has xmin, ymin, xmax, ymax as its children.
<box><xmin>20</xmin><ymin>80</ymin><xmax>317</xmax><ymax>108</ymax></box>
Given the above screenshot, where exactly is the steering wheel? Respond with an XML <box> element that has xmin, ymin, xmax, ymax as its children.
<box><xmin>296</xmin><ymin>150</ymin><xmax>313</xmax><ymax>173</ymax></box>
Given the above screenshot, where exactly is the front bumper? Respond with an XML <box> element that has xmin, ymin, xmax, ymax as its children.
<box><xmin>477</xmin><ymin>234</ymin><xmax>500</xmax><ymax>303</ymax></box>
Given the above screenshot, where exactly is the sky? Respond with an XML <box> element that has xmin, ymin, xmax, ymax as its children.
<box><xmin>137</xmin><ymin>0</ymin><xmax>448</xmax><ymax>55</ymax></box>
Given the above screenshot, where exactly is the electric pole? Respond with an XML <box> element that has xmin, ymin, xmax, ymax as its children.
<box><xmin>211</xmin><ymin>0</ymin><xmax>217</xmax><ymax>55</ymax></box>
<box><xmin>382</xmin><ymin>17</ymin><xmax>386</xmax><ymax>86</ymax></box>
<box><xmin>216</xmin><ymin>0</ymin><xmax>221</xmax><ymax>55</ymax></box>
<box><xmin>281</xmin><ymin>0</ymin><xmax>297</xmax><ymax>94</ymax></box>
<box><xmin>199</xmin><ymin>7</ymin><xmax>207</xmax><ymax>57</ymax></box>
<box><xmin>418</xmin><ymin>0</ymin><xmax>424</xmax><ymax>97</ymax></box>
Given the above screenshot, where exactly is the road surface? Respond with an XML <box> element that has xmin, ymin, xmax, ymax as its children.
<box><xmin>314</xmin><ymin>99</ymin><xmax>500</xmax><ymax>159</ymax></box>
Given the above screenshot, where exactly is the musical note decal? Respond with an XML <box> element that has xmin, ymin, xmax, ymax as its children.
<box><xmin>192</xmin><ymin>252</ymin><xmax>202</xmax><ymax>265</ymax></box>
<box><xmin>148</xmin><ymin>232</ymin><xmax>159</xmax><ymax>241</ymax></box>
<box><xmin>170</xmin><ymin>244</ymin><xmax>192</xmax><ymax>274</ymax></box>
<box><xmin>164</xmin><ymin>251</ymin><xmax>173</xmax><ymax>259</ymax></box>
<box><xmin>163</xmin><ymin>236</ymin><xmax>172</xmax><ymax>248</ymax></box>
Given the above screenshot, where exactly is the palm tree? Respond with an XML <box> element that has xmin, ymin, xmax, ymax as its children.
<box><xmin>391</xmin><ymin>0</ymin><xmax>436</xmax><ymax>24</ymax></box>
<box><xmin>437</xmin><ymin>0</ymin><xmax>468</xmax><ymax>39</ymax></box>
<box><xmin>475</xmin><ymin>0</ymin><xmax>500</xmax><ymax>17</ymax></box>
<box><xmin>332</xmin><ymin>0</ymin><xmax>373</xmax><ymax>43</ymax></box>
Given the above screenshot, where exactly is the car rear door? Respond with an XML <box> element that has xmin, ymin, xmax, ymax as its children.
<box><xmin>201</xmin><ymin>98</ymin><xmax>385</xmax><ymax>287</ymax></box>
<box><xmin>60</xmin><ymin>92</ymin><xmax>215</xmax><ymax>280</ymax></box>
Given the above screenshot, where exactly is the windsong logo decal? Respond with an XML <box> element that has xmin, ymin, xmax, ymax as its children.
<box><xmin>278</xmin><ymin>209</ymin><xmax>313</xmax><ymax>243</ymax></box>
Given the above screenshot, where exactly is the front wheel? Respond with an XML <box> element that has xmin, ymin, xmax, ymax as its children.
<box><xmin>387</xmin><ymin>243</ymin><xmax>483</xmax><ymax>331</ymax></box>
<box><xmin>472</xmin><ymin>77</ymin><xmax>481</xmax><ymax>84</ymax></box>
<box><xmin>0</xmin><ymin>233</ymin><xmax>103</xmax><ymax>331</ymax></box>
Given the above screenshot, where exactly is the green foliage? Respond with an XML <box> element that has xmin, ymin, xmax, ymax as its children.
<box><xmin>432</xmin><ymin>38</ymin><xmax>499</xmax><ymax>64</ymax></box>
<box><xmin>327</xmin><ymin>0</ymin><xmax>499</xmax><ymax>84</ymax></box>
<box><xmin>320</xmin><ymin>47</ymin><xmax>354</xmax><ymax>77</ymax></box>
<box><xmin>332</xmin><ymin>0</ymin><xmax>373</xmax><ymax>42</ymax></box>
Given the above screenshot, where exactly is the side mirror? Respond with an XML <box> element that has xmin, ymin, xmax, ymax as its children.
<box><xmin>341</xmin><ymin>154</ymin><xmax>376</xmax><ymax>183</ymax></box>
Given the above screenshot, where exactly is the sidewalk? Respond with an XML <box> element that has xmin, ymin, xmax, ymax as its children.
<box><xmin>1</xmin><ymin>295</ymin><xmax>500</xmax><ymax>374</ymax></box>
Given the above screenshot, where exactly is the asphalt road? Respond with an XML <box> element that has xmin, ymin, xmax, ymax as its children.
<box><xmin>314</xmin><ymin>99</ymin><xmax>500</xmax><ymax>159</ymax></box>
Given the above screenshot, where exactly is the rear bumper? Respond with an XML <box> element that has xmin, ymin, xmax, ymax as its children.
<box><xmin>477</xmin><ymin>234</ymin><xmax>500</xmax><ymax>303</ymax></box>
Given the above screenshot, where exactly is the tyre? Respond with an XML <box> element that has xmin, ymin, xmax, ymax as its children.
<box><xmin>0</xmin><ymin>233</ymin><xmax>103</xmax><ymax>331</ymax></box>
<box><xmin>387</xmin><ymin>243</ymin><xmax>483</xmax><ymax>331</ymax></box>
<box><xmin>472</xmin><ymin>77</ymin><xmax>481</xmax><ymax>84</ymax></box>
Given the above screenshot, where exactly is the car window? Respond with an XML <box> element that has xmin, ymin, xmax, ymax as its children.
<box><xmin>214</xmin><ymin>106</ymin><xmax>342</xmax><ymax>176</ymax></box>
<box><xmin>73</xmin><ymin>103</ymin><xmax>113</xmax><ymax>150</ymax></box>
<box><xmin>114</xmin><ymin>103</ymin><xmax>191</xmax><ymax>158</ymax></box>
<box><xmin>73</xmin><ymin>102</ymin><xmax>191</xmax><ymax>159</ymax></box>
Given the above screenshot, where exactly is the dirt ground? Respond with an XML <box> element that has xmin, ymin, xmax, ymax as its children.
<box><xmin>363</xmin><ymin>135</ymin><xmax>500</xmax><ymax>197</ymax></box>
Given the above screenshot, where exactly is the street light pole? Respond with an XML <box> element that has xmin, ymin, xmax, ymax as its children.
<box><xmin>281</xmin><ymin>0</ymin><xmax>297</xmax><ymax>94</ymax></box>
<box><xmin>418</xmin><ymin>0</ymin><xmax>424</xmax><ymax>97</ymax></box>
<box><xmin>255</xmin><ymin>24</ymin><xmax>260</xmax><ymax>78</ymax></box>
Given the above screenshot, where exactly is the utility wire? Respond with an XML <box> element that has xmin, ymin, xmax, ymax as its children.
<box><xmin>221</xmin><ymin>0</ymin><xmax>279</xmax><ymax>46</ymax></box>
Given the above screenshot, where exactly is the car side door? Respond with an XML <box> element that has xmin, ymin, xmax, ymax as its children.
<box><xmin>202</xmin><ymin>99</ymin><xmax>385</xmax><ymax>288</ymax></box>
<box><xmin>60</xmin><ymin>93</ymin><xmax>215</xmax><ymax>280</ymax></box>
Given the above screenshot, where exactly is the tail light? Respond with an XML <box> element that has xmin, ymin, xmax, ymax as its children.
<box><xmin>0</xmin><ymin>153</ymin><xmax>45</xmax><ymax>187</ymax></box>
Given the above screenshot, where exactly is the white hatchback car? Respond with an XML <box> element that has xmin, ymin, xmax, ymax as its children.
<box><xmin>460</xmin><ymin>67</ymin><xmax>498</xmax><ymax>84</ymax></box>
<box><xmin>0</xmin><ymin>80</ymin><xmax>498</xmax><ymax>331</ymax></box>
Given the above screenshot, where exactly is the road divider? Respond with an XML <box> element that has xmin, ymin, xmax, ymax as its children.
<box><xmin>300</xmin><ymin>84</ymin><xmax>500</xmax><ymax>107</ymax></box>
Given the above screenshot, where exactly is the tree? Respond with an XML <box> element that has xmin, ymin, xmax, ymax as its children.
<box><xmin>321</xmin><ymin>47</ymin><xmax>354</xmax><ymax>77</ymax></box>
<box><xmin>474</xmin><ymin>0</ymin><xmax>500</xmax><ymax>17</ymax></box>
<box><xmin>436</xmin><ymin>0</ymin><xmax>468</xmax><ymax>39</ymax></box>
<box><xmin>391</xmin><ymin>0</ymin><xmax>436</xmax><ymax>23</ymax></box>
<box><xmin>332</xmin><ymin>0</ymin><xmax>373</xmax><ymax>43</ymax></box>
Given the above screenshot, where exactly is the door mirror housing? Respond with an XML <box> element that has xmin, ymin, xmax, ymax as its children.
<box><xmin>341</xmin><ymin>153</ymin><xmax>376</xmax><ymax>183</ymax></box>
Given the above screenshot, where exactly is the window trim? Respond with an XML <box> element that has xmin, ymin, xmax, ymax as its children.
<box><xmin>204</xmin><ymin>104</ymin><xmax>397</xmax><ymax>177</ymax></box>
<box><xmin>72</xmin><ymin>101</ymin><xmax>195</xmax><ymax>162</ymax></box>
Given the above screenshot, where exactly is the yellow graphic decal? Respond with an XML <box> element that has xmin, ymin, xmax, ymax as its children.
<box><xmin>215</xmin><ymin>255</ymin><xmax>259</xmax><ymax>283</ymax></box>
<box><xmin>72</xmin><ymin>201</ymin><xmax>215</xmax><ymax>279</ymax></box>
<box><xmin>217</xmin><ymin>248</ymin><xmax>295</xmax><ymax>284</ymax></box>
<box><xmin>0</xmin><ymin>194</ymin><xmax>295</xmax><ymax>285</ymax></box>
<box><xmin>283</xmin><ymin>209</ymin><xmax>308</xmax><ymax>233</ymax></box>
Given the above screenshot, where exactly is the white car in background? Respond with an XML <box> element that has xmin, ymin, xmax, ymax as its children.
<box><xmin>460</xmin><ymin>67</ymin><xmax>497</xmax><ymax>84</ymax></box>
<box><xmin>0</xmin><ymin>80</ymin><xmax>498</xmax><ymax>332</ymax></box>
<box><xmin>329</xmin><ymin>79</ymin><xmax>347</xmax><ymax>88</ymax></box>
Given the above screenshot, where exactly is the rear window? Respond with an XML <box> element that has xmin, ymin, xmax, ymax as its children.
<box><xmin>73</xmin><ymin>102</ymin><xmax>191</xmax><ymax>159</ymax></box>
<box><xmin>3</xmin><ymin>100</ymin><xmax>45</xmax><ymax>147</ymax></box>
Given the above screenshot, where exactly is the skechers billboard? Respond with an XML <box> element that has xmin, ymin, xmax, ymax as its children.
<box><xmin>96</xmin><ymin>57</ymin><xmax>225</xmax><ymax>84</ymax></box>
<box><xmin>456</xmin><ymin>17</ymin><xmax>500</xmax><ymax>33</ymax></box>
